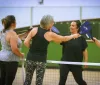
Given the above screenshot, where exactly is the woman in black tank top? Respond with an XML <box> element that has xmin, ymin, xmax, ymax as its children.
<box><xmin>24</xmin><ymin>15</ymin><xmax>80</xmax><ymax>85</ymax></box>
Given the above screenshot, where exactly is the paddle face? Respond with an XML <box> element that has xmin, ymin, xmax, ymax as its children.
<box><xmin>51</xmin><ymin>26</ymin><xmax>60</xmax><ymax>34</ymax></box>
<box><xmin>80</xmin><ymin>21</ymin><xmax>93</xmax><ymax>39</ymax></box>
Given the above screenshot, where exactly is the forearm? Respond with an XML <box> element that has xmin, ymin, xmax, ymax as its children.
<box><xmin>63</xmin><ymin>35</ymin><xmax>73</xmax><ymax>42</ymax></box>
<box><xmin>51</xmin><ymin>33</ymin><xmax>79</xmax><ymax>43</ymax></box>
<box><xmin>95</xmin><ymin>39</ymin><xmax>100</xmax><ymax>47</ymax></box>
<box><xmin>86</xmin><ymin>40</ymin><xmax>94</xmax><ymax>43</ymax></box>
<box><xmin>63</xmin><ymin>34</ymin><xmax>80</xmax><ymax>42</ymax></box>
<box><xmin>52</xmin><ymin>35</ymin><xmax>73</xmax><ymax>43</ymax></box>
<box><xmin>83</xmin><ymin>49</ymin><xmax>88</xmax><ymax>62</ymax></box>
<box><xmin>12</xmin><ymin>48</ymin><xmax>23</xmax><ymax>57</ymax></box>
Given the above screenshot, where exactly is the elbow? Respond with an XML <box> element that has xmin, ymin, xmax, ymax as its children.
<box><xmin>24</xmin><ymin>41</ymin><xmax>29</xmax><ymax>48</ymax></box>
<box><xmin>85</xmin><ymin>49</ymin><xmax>88</xmax><ymax>53</ymax></box>
<box><xmin>12</xmin><ymin>47</ymin><xmax>19</xmax><ymax>54</ymax></box>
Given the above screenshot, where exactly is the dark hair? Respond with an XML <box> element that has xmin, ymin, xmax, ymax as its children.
<box><xmin>3</xmin><ymin>15</ymin><xmax>16</xmax><ymax>33</ymax></box>
<box><xmin>75</xmin><ymin>20</ymin><xmax>81</xmax><ymax>33</ymax></box>
<box><xmin>1</xmin><ymin>18</ymin><xmax>5</xmax><ymax>25</ymax></box>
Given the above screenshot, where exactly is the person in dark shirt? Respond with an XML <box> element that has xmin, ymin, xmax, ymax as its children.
<box><xmin>59</xmin><ymin>20</ymin><xmax>88</xmax><ymax>85</ymax></box>
<box><xmin>24</xmin><ymin>15</ymin><xmax>79</xmax><ymax>85</ymax></box>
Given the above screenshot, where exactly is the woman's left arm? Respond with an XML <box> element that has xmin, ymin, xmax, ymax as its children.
<box><xmin>82</xmin><ymin>36</ymin><xmax>88</xmax><ymax>68</ymax></box>
<box><xmin>83</xmin><ymin>49</ymin><xmax>88</xmax><ymax>68</ymax></box>
<box><xmin>83</xmin><ymin>49</ymin><xmax>88</xmax><ymax>62</ymax></box>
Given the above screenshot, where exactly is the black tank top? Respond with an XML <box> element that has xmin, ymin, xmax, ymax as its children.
<box><xmin>27</xmin><ymin>27</ymin><xmax>50</xmax><ymax>62</ymax></box>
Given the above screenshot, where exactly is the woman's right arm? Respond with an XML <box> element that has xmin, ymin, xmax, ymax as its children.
<box><xmin>24</xmin><ymin>27</ymin><xmax>38</xmax><ymax>48</ymax></box>
<box><xmin>48</xmin><ymin>32</ymin><xmax>79</xmax><ymax>43</ymax></box>
<box><xmin>93</xmin><ymin>37</ymin><xmax>100</xmax><ymax>47</ymax></box>
<box><xmin>9</xmin><ymin>31</ymin><xmax>24</xmax><ymax>58</ymax></box>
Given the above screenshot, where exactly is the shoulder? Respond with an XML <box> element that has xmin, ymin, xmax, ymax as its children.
<box><xmin>44</xmin><ymin>31</ymin><xmax>55</xmax><ymax>42</ymax></box>
<box><xmin>31</xmin><ymin>27</ymin><xmax>38</xmax><ymax>32</ymax></box>
<box><xmin>45</xmin><ymin>31</ymin><xmax>61</xmax><ymax>39</ymax></box>
<box><xmin>47</xmin><ymin>31</ymin><xmax>60</xmax><ymax>37</ymax></box>
<box><xmin>6</xmin><ymin>30</ymin><xmax>18</xmax><ymax>42</ymax></box>
<box><xmin>28</xmin><ymin>27</ymin><xmax>38</xmax><ymax>38</ymax></box>
<box><xmin>31</xmin><ymin>27</ymin><xmax>38</xmax><ymax>34</ymax></box>
<box><xmin>7</xmin><ymin>30</ymin><xmax>17</xmax><ymax>37</ymax></box>
<box><xmin>45</xmin><ymin>31</ymin><xmax>53</xmax><ymax>36</ymax></box>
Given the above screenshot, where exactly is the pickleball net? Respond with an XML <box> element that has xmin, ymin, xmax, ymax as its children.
<box><xmin>13</xmin><ymin>60</ymin><xmax>100</xmax><ymax>85</ymax></box>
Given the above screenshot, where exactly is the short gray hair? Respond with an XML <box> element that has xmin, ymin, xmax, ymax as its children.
<box><xmin>40</xmin><ymin>15</ymin><xmax>54</xmax><ymax>29</ymax></box>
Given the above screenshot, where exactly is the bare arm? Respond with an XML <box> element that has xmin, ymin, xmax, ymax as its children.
<box><xmin>50</xmin><ymin>32</ymin><xmax>66</xmax><ymax>43</ymax></box>
<box><xmin>86</xmin><ymin>40</ymin><xmax>94</xmax><ymax>43</ymax></box>
<box><xmin>24</xmin><ymin>27</ymin><xmax>37</xmax><ymax>48</ymax></box>
<box><xmin>93</xmin><ymin>37</ymin><xmax>100</xmax><ymax>47</ymax></box>
<box><xmin>83</xmin><ymin>49</ymin><xmax>88</xmax><ymax>68</ymax></box>
<box><xmin>63</xmin><ymin>34</ymin><xmax>79</xmax><ymax>42</ymax></box>
<box><xmin>83</xmin><ymin>49</ymin><xmax>88</xmax><ymax>62</ymax></box>
<box><xmin>49</xmin><ymin>32</ymin><xmax>79</xmax><ymax>43</ymax></box>
<box><xmin>9</xmin><ymin>31</ymin><xmax>24</xmax><ymax>58</ymax></box>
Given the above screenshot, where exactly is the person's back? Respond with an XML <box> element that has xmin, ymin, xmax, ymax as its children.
<box><xmin>0</xmin><ymin>30</ymin><xmax>22</xmax><ymax>61</ymax></box>
<box><xmin>27</xmin><ymin>27</ymin><xmax>49</xmax><ymax>62</ymax></box>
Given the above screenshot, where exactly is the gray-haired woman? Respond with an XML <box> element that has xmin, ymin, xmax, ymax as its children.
<box><xmin>24</xmin><ymin>15</ymin><xmax>79</xmax><ymax>85</ymax></box>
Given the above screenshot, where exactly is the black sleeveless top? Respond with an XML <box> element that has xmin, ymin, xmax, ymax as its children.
<box><xmin>27</xmin><ymin>27</ymin><xmax>50</xmax><ymax>62</ymax></box>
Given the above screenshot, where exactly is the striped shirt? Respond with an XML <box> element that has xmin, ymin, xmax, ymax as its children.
<box><xmin>0</xmin><ymin>30</ymin><xmax>22</xmax><ymax>62</ymax></box>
